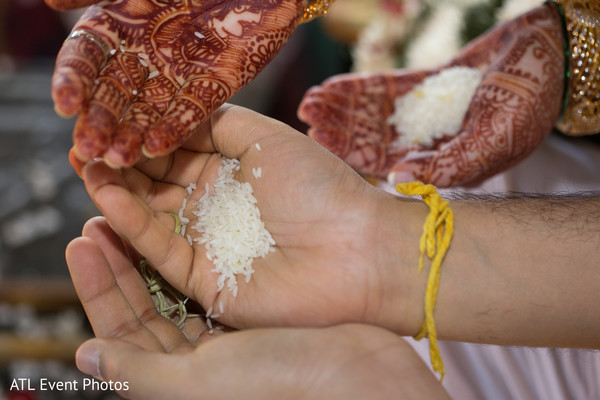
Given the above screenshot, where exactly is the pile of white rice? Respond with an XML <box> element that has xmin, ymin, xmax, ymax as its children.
<box><xmin>190</xmin><ymin>158</ymin><xmax>275</xmax><ymax>297</ymax></box>
<box><xmin>388</xmin><ymin>66</ymin><xmax>482</xmax><ymax>147</ymax></box>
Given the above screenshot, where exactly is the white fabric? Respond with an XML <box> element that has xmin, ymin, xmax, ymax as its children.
<box><xmin>399</xmin><ymin>133</ymin><xmax>600</xmax><ymax>399</ymax></box>
<box><xmin>409</xmin><ymin>340</ymin><xmax>599</xmax><ymax>400</ymax></box>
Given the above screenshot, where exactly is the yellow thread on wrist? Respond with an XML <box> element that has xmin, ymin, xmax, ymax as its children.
<box><xmin>396</xmin><ymin>181</ymin><xmax>454</xmax><ymax>381</ymax></box>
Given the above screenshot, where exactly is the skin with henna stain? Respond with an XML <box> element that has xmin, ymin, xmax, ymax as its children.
<box><xmin>48</xmin><ymin>0</ymin><xmax>306</xmax><ymax>166</ymax></box>
<box><xmin>298</xmin><ymin>5</ymin><xmax>564</xmax><ymax>187</ymax></box>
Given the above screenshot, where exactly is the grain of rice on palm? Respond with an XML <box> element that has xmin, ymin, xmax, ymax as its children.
<box><xmin>191</xmin><ymin>158</ymin><xmax>275</xmax><ymax>297</ymax></box>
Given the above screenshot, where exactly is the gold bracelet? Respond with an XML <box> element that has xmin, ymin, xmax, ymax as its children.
<box><xmin>300</xmin><ymin>0</ymin><xmax>335</xmax><ymax>24</ymax></box>
<box><xmin>550</xmin><ymin>0</ymin><xmax>600</xmax><ymax>135</ymax></box>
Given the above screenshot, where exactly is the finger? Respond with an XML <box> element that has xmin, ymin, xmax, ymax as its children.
<box><xmin>76</xmin><ymin>338</ymin><xmax>193</xmax><ymax>399</ymax></box>
<box><xmin>298</xmin><ymin>72</ymin><xmax>428</xmax><ymax>179</ymax></box>
<box><xmin>120</xmin><ymin>166</ymin><xmax>191</xmax><ymax>212</ymax></box>
<box><xmin>52</xmin><ymin>8</ymin><xmax>120</xmax><ymax>117</ymax></box>
<box><xmin>73</xmin><ymin>52</ymin><xmax>148</xmax><ymax>161</ymax></box>
<box><xmin>66</xmin><ymin>233</ymin><xmax>171</xmax><ymax>352</ymax></box>
<box><xmin>194</xmin><ymin>103</ymin><xmax>295</xmax><ymax>159</ymax></box>
<box><xmin>310</xmin><ymin>126</ymin><xmax>396</xmax><ymax>179</ymax></box>
<box><xmin>300</xmin><ymin>89</ymin><xmax>410</xmax><ymax>178</ymax></box>
<box><xmin>320</xmin><ymin>69</ymin><xmax>428</xmax><ymax>97</ymax></box>
<box><xmin>45</xmin><ymin>0</ymin><xmax>104</xmax><ymax>11</ymax></box>
<box><xmin>142</xmin><ymin>76</ymin><xmax>232</xmax><ymax>158</ymax></box>
<box><xmin>131</xmin><ymin>146</ymin><xmax>212</xmax><ymax>189</ymax></box>
<box><xmin>300</xmin><ymin>89</ymin><xmax>378</xmax><ymax>132</ymax></box>
<box><xmin>306</xmin><ymin>124</ymin><xmax>352</xmax><ymax>162</ymax></box>
<box><xmin>69</xmin><ymin>147</ymin><xmax>85</xmax><ymax>178</ymax></box>
<box><xmin>80</xmin><ymin>217</ymin><xmax>198</xmax><ymax>351</ymax></box>
<box><xmin>105</xmin><ymin>74</ymin><xmax>178</xmax><ymax>167</ymax></box>
<box><xmin>388</xmin><ymin>149</ymin><xmax>459</xmax><ymax>187</ymax></box>
<box><xmin>303</xmin><ymin>71</ymin><xmax>428</xmax><ymax>143</ymax></box>
<box><xmin>82</xmin><ymin>160</ymin><xmax>197</xmax><ymax>297</ymax></box>
<box><xmin>52</xmin><ymin>34</ymin><xmax>106</xmax><ymax>118</ymax></box>
<box><xmin>85</xmin><ymin>217</ymin><xmax>211</xmax><ymax>343</ymax></box>
<box><xmin>299</xmin><ymin>88</ymin><xmax>383</xmax><ymax>152</ymax></box>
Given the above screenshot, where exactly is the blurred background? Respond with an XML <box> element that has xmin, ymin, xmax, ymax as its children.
<box><xmin>0</xmin><ymin>0</ymin><xmax>355</xmax><ymax>398</ymax></box>
<box><xmin>0</xmin><ymin>0</ymin><xmax>544</xmax><ymax>397</ymax></box>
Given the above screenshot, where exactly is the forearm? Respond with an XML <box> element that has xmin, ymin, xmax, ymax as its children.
<box><xmin>376</xmin><ymin>192</ymin><xmax>600</xmax><ymax>348</ymax></box>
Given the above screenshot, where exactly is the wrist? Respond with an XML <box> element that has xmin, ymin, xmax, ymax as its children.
<box><xmin>364</xmin><ymin>191</ymin><xmax>600</xmax><ymax>349</ymax></box>
<box><xmin>364</xmin><ymin>190</ymin><xmax>429</xmax><ymax>337</ymax></box>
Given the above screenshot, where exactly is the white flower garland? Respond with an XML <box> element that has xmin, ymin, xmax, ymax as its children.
<box><xmin>352</xmin><ymin>0</ymin><xmax>544</xmax><ymax>72</ymax></box>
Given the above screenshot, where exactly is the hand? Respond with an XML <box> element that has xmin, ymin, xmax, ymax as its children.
<box><xmin>66</xmin><ymin>217</ymin><xmax>450</xmax><ymax>400</ymax></box>
<box><xmin>47</xmin><ymin>0</ymin><xmax>303</xmax><ymax>166</ymax></box>
<box><xmin>66</xmin><ymin>215</ymin><xmax>211</xmax><ymax>347</ymax></box>
<box><xmin>77</xmin><ymin>104</ymin><xmax>424</xmax><ymax>333</ymax></box>
<box><xmin>298</xmin><ymin>5</ymin><xmax>565</xmax><ymax>187</ymax></box>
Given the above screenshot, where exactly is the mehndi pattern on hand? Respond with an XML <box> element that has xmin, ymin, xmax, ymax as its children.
<box><xmin>299</xmin><ymin>5</ymin><xmax>565</xmax><ymax>187</ymax></box>
<box><xmin>50</xmin><ymin>0</ymin><xmax>303</xmax><ymax>166</ymax></box>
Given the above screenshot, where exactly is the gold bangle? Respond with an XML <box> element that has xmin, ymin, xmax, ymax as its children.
<box><xmin>550</xmin><ymin>0</ymin><xmax>600</xmax><ymax>135</ymax></box>
<box><xmin>300</xmin><ymin>0</ymin><xmax>335</xmax><ymax>24</ymax></box>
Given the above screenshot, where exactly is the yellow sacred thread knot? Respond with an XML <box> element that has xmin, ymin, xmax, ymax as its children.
<box><xmin>395</xmin><ymin>181</ymin><xmax>454</xmax><ymax>381</ymax></box>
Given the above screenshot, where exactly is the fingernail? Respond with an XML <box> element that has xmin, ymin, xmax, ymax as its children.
<box><xmin>103</xmin><ymin>156</ymin><xmax>124</xmax><ymax>174</ymax></box>
<box><xmin>76</xmin><ymin>343</ymin><xmax>101</xmax><ymax>379</ymax></box>
<box><xmin>102</xmin><ymin>156</ymin><xmax>119</xmax><ymax>169</ymax></box>
<box><xmin>388</xmin><ymin>171</ymin><xmax>415</xmax><ymax>185</ymax></box>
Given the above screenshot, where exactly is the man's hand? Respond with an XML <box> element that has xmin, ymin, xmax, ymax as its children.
<box><xmin>77</xmin><ymin>104</ymin><xmax>424</xmax><ymax>333</ymax></box>
<box><xmin>66</xmin><ymin>217</ymin><xmax>449</xmax><ymax>400</ymax></box>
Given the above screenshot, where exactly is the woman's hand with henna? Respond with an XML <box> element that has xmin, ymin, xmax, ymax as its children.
<box><xmin>298</xmin><ymin>4</ymin><xmax>565</xmax><ymax>187</ymax></box>
<box><xmin>47</xmin><ymin>0</ymin><xmax>303</xmax><ymax>166</ymax></box>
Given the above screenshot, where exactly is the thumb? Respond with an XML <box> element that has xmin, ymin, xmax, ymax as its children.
<box><xmin>387</xmin><ymin>150</ymin><xmax>448</xmax><ymax>187</ymax></box>
<box><xmin>69</xmin><ymin>147</ymin><xmax>86</xmax><ymax>179</ymax></box>
<box><xmin>76</xmin><ymin>338</ymin><xmax>187</xmax><ymax>399</ymax></box>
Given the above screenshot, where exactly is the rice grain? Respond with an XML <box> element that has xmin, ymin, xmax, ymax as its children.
<box><xmin>191</xmin><ymin>158</ymin><xmax>275</xmax><ymax>297</ymax></box>
<box><xmin>388</xmin><ymin>66</ymin><xmax>482</xmax><ymax>147</ymax></box>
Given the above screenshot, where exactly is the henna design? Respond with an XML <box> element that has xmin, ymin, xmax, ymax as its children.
<box><xmin>143</xmin><ymin>76</ymin><xmax>231</xmax><ymax>156</ymax></box>
<box><xmin>73</xmin><ymin>51</ymin><xmax>147</xmax><ymax>160</ymax></box>
<box><xmin>397</xmin><ymin>6</ymin><xmax>564</xmax><ymax>186</ymax></box>
<box><xmin>299</xmin><ymin>71</ymin><xmax>427</xmax><ymax>177</ymax></box>
<box><xmin>106</xmin><ymin>74</ymin><xmax>176</xmax><ymax>165</ymax></box>
<box><xmin>298</xmin><ymin>5</ymin><xmax>564</xmax><ymax>187</ymax></box>
<box><xmin>52</xmin><ymin>0</ymin><xmax>304</xmax><ymax>164</ymax></box>
<box><xmin>52</xmin><ymin>32</ymin><xmax>107</xmax><ymax>117</ymax></box>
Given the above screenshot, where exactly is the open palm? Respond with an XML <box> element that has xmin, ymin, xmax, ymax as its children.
<box><xmin>67</xmin><ymin>216</ymin><xmax>447</xmax><ymax>399</ymax></box>
<box><xmin>80</xmin><ymin>104</ymin><xmax>396</xmax><ymax>330</ymax></box>
<box><xmin>298</xmin><ymin>5</ymin><xmax>564</xmax><ymax>187</ymax></box>
<box><xmin>47</xmin><ymin>0</ymin><xmax>303</xmax><ymax>166</ymax></box>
